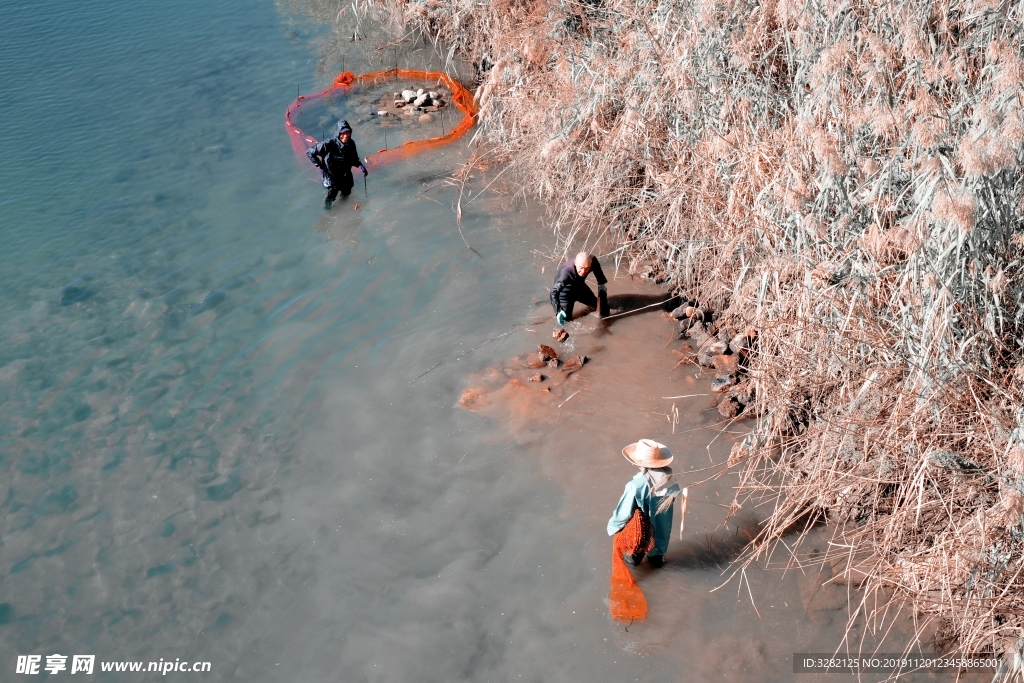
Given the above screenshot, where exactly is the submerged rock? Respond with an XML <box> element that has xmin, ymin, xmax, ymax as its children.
<box><xmin>562</xmin><ymin>355</ymin><xmax>587</xmax><ymax>373</ymax></box>
<box><xmin>538</xmin><ymin>344</ymin><xmax>559</xmax><ymax>360</ymax></box>
<box><xmin>552</xmin><ymin>328</ymin><xmax>569</xmax><ymax>343</ymax></box>
<box><xmin>528</xmin><ymin>373</ymin><xmax>545</xmax><ymax>382</ymax></box>
<box><xmin>547</xmin><ymin>358</ymin><xmax>561</xmax><ymax>368</ymax></box>
<box><xmin>526</xmin><ymin>358</ymin><xmax>547</xmax><ymax>369</ymax></box>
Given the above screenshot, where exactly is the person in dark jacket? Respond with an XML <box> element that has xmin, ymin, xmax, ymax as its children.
<box><xmin>550</xmin><ymin>252</ymin><xmax>609</xmax><ymax>325</ymax></box>
<box><xmin>307</xmin><ymin>120</ymin><xmax>367</xmax><ymax>209</ymax></box>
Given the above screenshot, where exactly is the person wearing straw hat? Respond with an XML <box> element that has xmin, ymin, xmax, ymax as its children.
<box><xmin>607</xmin><ymin>439</ymin><xmax>681</xmax><ymax>568</ymax></box>
<box><xmin>550</xmin><ymin>252</ymin><xmax>609</xmax><ymax>325</ymax></box>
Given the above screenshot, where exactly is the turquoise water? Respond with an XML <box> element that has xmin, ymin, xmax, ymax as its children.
<box><xmin>0</xmin><ymin>1</ymin><xmax>685</xmax><ymax>680</ymax></box>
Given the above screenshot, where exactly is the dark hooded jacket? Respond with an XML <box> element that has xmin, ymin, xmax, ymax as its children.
<box><xmin>307</xmin><ymin>120</ymin><xmax>364</xmax><ymax>191</ymax></box>
<box><xmin>550</xmin><ymin>256</ymin><xmax>608</xmax><ymax>316</ymax></box>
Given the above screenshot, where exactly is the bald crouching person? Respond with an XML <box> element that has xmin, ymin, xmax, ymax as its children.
<box><xmin>550</xmin><ymin>252</ymin><xmax>609</xmax><ymax>326</ymax></box>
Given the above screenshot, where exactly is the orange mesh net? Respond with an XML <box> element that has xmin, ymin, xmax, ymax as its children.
<box><xmin>609</xmin><ymin>508</ymin><xmax>655</xmax><ymax>622</ymax></box>
<box><xmin>284</xmin><ymin>68</ymin><xmax>478</xmax><ymax>170</ymax></box>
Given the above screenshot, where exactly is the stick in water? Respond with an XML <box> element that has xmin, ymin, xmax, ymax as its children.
<box><xmin>602</xmin><ymin>298</ymin><xmax>675</xmax><ymax>320</ymax></box>
<box><xmin>678</xmin><ymin>488</ymin><xmax>688</xmax><ymax>541</ymax></box>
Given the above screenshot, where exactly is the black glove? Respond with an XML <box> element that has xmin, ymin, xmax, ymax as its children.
<box><xmin>360</xmin><ymin>165</ymin><xmax>368</xmax><ymax>177</ymax></box>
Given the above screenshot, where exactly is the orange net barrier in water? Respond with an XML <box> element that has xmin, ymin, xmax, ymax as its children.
<box><xmin>284</xmin><ymin>68</ymin><xmax>478</xmax><ymax>170</ymax></box>
<box><xmin>609</xmin><ymin>508</ymin><xmax>655</xmax><ymax>622</ymax></box>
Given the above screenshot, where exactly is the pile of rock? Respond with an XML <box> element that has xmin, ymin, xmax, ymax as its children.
<box><xmin>526</xmin><ymin>344</ymin><xmax>587</xmax><ymax>377</ymax></box>
<box><xmin>396</xmin><ymin>88</ymin><xmax>445</xmax><ymax>107</ymax></box>
<box><xmin>670</xmin><ymin>302</ymin><xmax>757</xmax><ymax>418</ymax></box>
<box><xmin>372</xmin><ymin>87</ymin><xmax>450</xmax><ymax>119</ymax></box>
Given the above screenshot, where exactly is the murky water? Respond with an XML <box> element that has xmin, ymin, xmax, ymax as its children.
<box><xmin>0</xmin><ymin>1</ymin><xmax>992</xmax><ymax>681</ymax></box>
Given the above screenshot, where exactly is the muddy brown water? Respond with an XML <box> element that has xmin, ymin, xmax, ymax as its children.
<box><xmin>452</xmin><ymin>278</ymin><xmax>991</xmax><ymax>683</ymax></box>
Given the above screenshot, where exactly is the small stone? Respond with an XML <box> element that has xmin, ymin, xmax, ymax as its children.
<box><xmin>354</xmin><ymin>203</ymin><xmax>360</xmax><ymax>210</ymax></box>
<box><xmin>675</xmin><ymin>318</ymin><xmax>694</xmax><ymax>339</ymax></box>
<box><xmin>730</xmin><ymin>329</ymin><xmax>758</xmax><ymax>354</ymax></box>
<box><xmin>562</xmin><ymin>356</ymin><xmax>584</xmax><ymax>372</ymax></box>
<box><xmin>718</xmin><ymin>396</ymin><xmax>742</xmax><ymax>418</ymax></box>
<box><xmin>670</xmin><ymin>304</ymin><xmax>689</xmax><ymax>320</ymax></box>
<box><xmin>377</xmin><ymin>110</ymin><xmax>389</xmax><ymax>117</ymax></box>
<box><xmin>402</xmin><ymin>89</ymin><xmax>417</xmax><ymax>102</ymax></box>
<box><xmin>429</xmin><ymin>90</ymin><xmax>439</xmax><ymax>99</ymax></box>
<box><xmin>711</xmin><ymin>374</ymin><xmax>736</xmax><ymax>393</ymax></box>
<box><xmin>419</xmin><ymin>113</ymin><xmax>433</xmax><ymax>122</ymax></box>
<box><xmin>552</xmin><ymin>328</ymin><xmax>569</xmax><ymax>343</ymax></box>
<box><xmin>416</xmin><ymin>88</ymin><xmax>424</xmax><ymax>96</ymax></box>
<box><xmin>696</xmin><ymin>340</ymin><xmax>728</xmax><ymax>367</ymax></box>
<box><xmin>528</xmin><ymin>374</ymin><xmax>545</xmax><ymax>382</ymax></box>
<box><xmin>538</xmin><ymin>344</ymin><xmax>559</xmax><ymax>360</ymax></box>
<box><xmin>413</xmin><ymin>94</ymin><xmax>431</xmax><ymax>107</ymax></box>
<box><xmin>712</xmin><ymin>354</ymin><xmax>739</xmax><ymax>374</ymax></box>
<box><xmin>547</xmin><ymin>358</ymin><xmax>560</xmax><ymax>368</ymax></box>
<box><xmin>393</xmin><ymin>100</ymin><xmax>405</xmax><ymax>108</ymax></box>
<box><xmin>687</xmin><ymin>324</ymin><xmax>710</xmax><ymax>344</ymax></box>
<box><xmin>526</xmin><ymin>358</ymin><xmax>547</xmax><ymax>369</ymax></box>
<box><xmin>727</xmin><ymin>379</ymin><xmax>754</xmax><ymax>404</ymax></box>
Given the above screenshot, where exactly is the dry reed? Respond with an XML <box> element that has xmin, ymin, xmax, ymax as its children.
<box><xmin>346</xmin><ymin>0</ymin><xmax>1024</xmax><ymax>670</ymax></box>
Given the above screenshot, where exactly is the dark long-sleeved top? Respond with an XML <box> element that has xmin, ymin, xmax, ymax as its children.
<box><xmin>306</xmin><ymin>138</ymin><xmax>363</xmax><ymax>188</ymax></box>
<box><xmin>550</xmin><ymin>257</ymin><xmax>607</xmax><ymax>316</ymax></box>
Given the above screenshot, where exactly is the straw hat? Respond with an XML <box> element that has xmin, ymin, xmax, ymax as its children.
<box><xmin>622</xmin><ymin>439</ymin><xmax>674</xmax><ymax>468</ymax></box>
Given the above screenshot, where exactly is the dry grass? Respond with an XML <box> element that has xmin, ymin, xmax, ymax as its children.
<box><xmin>350</xmin><ymin>0</ymin><xmax>1024</xmax><ymax>669</ymax></box>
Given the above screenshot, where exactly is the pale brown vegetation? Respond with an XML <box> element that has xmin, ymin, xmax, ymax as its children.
<box><xmin>355</xmin><ymin>0</ymin><xmax>1024</xmax><ymax>670</ymax></box>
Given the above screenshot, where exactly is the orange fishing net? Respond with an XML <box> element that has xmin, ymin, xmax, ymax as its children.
<box><xmin>284</xmin><ymin>68</ymin><xmax>478</xmax><ymax>169</ymax></box>
<box><xmin>609</xmin><ymin>508</ymin><xmax>655</xmax><ymax>622</ymax></box>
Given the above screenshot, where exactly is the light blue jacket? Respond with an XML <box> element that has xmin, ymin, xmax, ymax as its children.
<box><xmin>607</xmin><ymin>470</ymin><xmax>680</xmax><ymax>557</ymax></box>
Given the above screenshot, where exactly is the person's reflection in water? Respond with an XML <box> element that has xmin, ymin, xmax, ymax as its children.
<box><xmin>313</xmin><ymin>207</ymin><xmax>362</xmax><ymax>252</ymax></box>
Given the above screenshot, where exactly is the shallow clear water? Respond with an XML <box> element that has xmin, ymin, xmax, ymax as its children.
<box><xmin>0</xmin><ymin>1</ymin><xmax>992</xmax><ymax>682</ymax></box>
<box><xmin>0</xmin><ymin>0</ymin><xmax>666</xmax><ymax>679</ymax></box>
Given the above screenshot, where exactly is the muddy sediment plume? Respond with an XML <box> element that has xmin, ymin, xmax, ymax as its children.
<box><xmin>362</xmin><ymin>0</ymin><xmax>1024</xmax><ymax>667</ymax></box>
